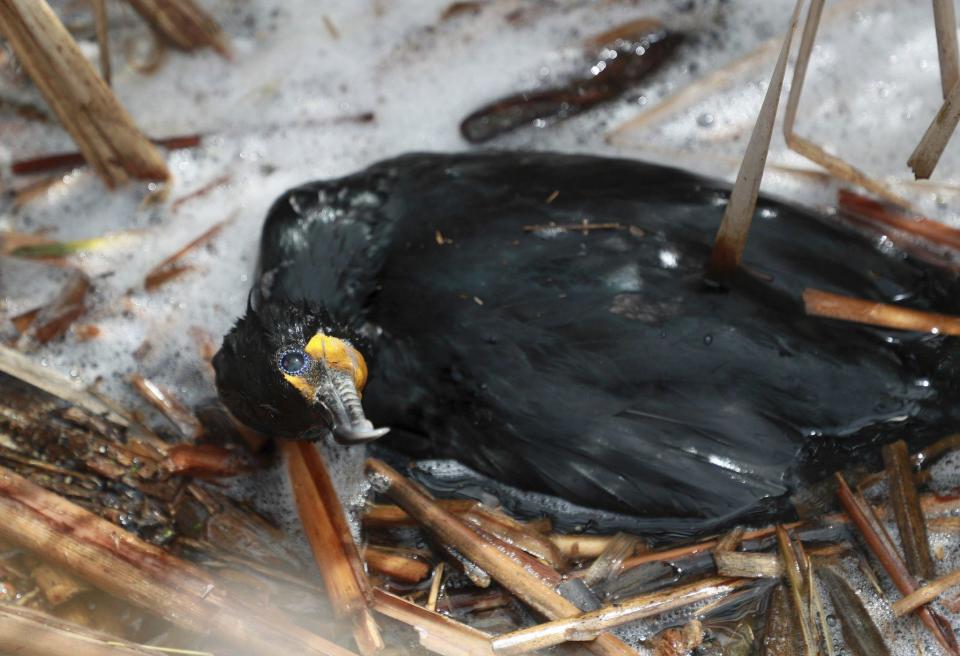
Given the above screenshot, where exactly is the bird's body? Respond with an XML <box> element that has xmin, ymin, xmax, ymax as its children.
<box><xmin>216</xmin><ymin>152</ymin><xmax>960</xmax><ymax>531</ymax></box>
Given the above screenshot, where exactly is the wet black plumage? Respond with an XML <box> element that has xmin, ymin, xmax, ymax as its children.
<box><xmin>215</xmin><ymin>152</ymin><xmax>960</xmax><ymax>529</ymax></box>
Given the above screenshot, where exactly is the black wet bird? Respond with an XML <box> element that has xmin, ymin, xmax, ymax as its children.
<box><xmin>214</xmin><ymin>152</ymin><xmax>960</xmax><ymax>532</ymax></box>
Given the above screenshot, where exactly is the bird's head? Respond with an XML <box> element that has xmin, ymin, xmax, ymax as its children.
<box><xmin>213</xmin><ymin>300</ymin><xmax>388</xmax><ymax>444</ymax></box>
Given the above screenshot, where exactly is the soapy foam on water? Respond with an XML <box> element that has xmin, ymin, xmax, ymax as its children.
<box><xmin>1</xmin><ymin>1</ymin><xmax>960</xmax><ymax>653</ymax></box>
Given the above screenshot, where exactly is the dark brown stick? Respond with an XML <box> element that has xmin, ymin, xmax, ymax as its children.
<box><xmin>11</xmin><ymin>135</ymin><xmax>201</xmax><ymax>175</ymax></box>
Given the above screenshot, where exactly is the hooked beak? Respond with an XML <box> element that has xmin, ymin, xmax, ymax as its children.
<box><xmin>315</xmin><ymin>369</ymin><xmax>389</xmax><ymax>445</ymax></box>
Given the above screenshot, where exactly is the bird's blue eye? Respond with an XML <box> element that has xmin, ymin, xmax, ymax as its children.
<box><xmin>279</xmin><ymin>349</ymin><xmax>309</xmax><ymax>375</ymax></box>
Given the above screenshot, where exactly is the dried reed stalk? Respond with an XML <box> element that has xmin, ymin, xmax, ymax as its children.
<box><xmin>775</xmin><ymin>526</ymin><xmax>817</xmax><ymax>656</ymax></box>
<box><xmin>803</xmin><ymin>288</ymin><xmax>960</xmax><ymax>335</ymax></box>
<box><xmin>491</xmin><ymin>577</ymin><xmax>747</xmax><ymax>655</ymax></box>
<box><xmin>893</xmin><ymin>568</ymin><xmax>960</xmax><ymax>616</ymax></box>
<box><xmin>783</xmin><ymin>0</ymin><xmax>909</xmax><ymax>207</ymax></box>
<box><xmin>838</xmin><ymin>189</ymin><xmax>960</xmax><ymax>251</ymax></box>
<box><xmin>285</xmin><ymin>442</ymin><xmax>383</xmax><ymax>655</ymax></box>
<box><xmin>12</xmin><ymin>135</ymin><xmax>201</xmax><ymax>175</ymax></box>
<box><xmin>714</xmin><ymin>551</ymin><xmax>783</xmax><ymax>578</ymax></box>
<box><xmin>0</xmin><ymin>0</ymin><xmax>168</xmax><ymax>187</ymax></box>
<box><xmin>462</xmin><ymin>507</ymin><xmax>567</xmax><ymax>570</ymax></box>
<box><xmin>427</xmin><ymin>562</ymin><xmax>444</xmax><ymax>612</ymax></box>
<box><xmin>707</xmin><ymin>0</ymin><xmax>804</xmax><ymax>281</ymax></box>
<box><xmin>372</xmin><ymin>588</ymin><xmax>494</xmax><ymax>656</ymax></box>
<box><xmin>364</xmin><ymin>545</ymin><xmax>431</xmax><ymax>584</ymax></box>
<box><xmin>908</xmin><ymin>80</ymin><xmax>960</xmax><ymax>179</ymax></box>
<box><xmin>124</xmin><ymin>0</ymin><xmax>230</xmax><ymax>57</ymax></box>
<box><xmin>0</xmin><ymin>604</ymin><xmax>160</xmax><ymax>656</ymax></box>
<box><xmin>835</xmin><ymin>473</ymin><xmax>959</xmax><ymax>655</ymax></box>
<box><xmin>144</xmin><ymin>218</ymin><xmax>230</xmax><ymax>291</ymax></box>
<box><xmin>933</xmin><ymin>0</ymin><xmax>960</xmax><ymax>97</ymax></box>
<box><xmin>883</xmin><ymin>441</ymin><xmax>934</xmax><ymax>579</ymax></box>
<box><xmin>91</xmin><ymin>0</ymin><xmax>111</xmax><ymax>84</ymax></box>
<box><xmin>363</xmin><ymin>500</ymin><xmax>479</xmax><ymax>528</ymax></box>
<box><xmin>129</xmin><ymin>374</ymin><xmax>203</xmax><ymax>439</ymax></box>
<box><xmin>550</xmin><ymin>534</ymin><xmax>631</xmax><ymax>561</ymax></box>
<box><xmin>365</xmin><ymin>458</ymin><xmax>634</xmax><ymax>656</ymax></box>
<box><xmin>0</xmin><ymin>464</ymin><xmax>357</xmax><ymax>656</ymax></box>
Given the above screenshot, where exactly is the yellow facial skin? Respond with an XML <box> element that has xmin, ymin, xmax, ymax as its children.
<box><xmin>282</xmin><ymin>332</ymin><xmax>369</xmax><ymax>401</ymax></box>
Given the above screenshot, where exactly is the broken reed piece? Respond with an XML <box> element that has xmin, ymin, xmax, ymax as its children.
<box><xmin>491</xmin><ymin>577</ymin><xmax>748</xmax><ymax>656</ymax></box>
<box><xmin>803</xmin><ymin>288</ymin><xmax>960</xmax><ymax>336</ymax></box>
<box><xmin>144</xmin><ymin>217</ymin><xmax>231</xmax><ymax>291</ymax></box>
<box><xmin>0</xmin><ymin>604</ymin><xmax>162</xmax><ymax>656</ymax></box>
<box><xmin>837</xmin><ymin>188</ymin><xmax>960</xmax><ymax>253</ymax></box>
<box><xmin>0</xmin><ymin>0</ymin><xmax>168</xmax><ymax>187</ymax></box>
<box><xmin>933</xmin><ymin>0</ymin><xmax>960</xmax><ymax>97</ymax></box>
<box><xmin>363</xmin><ymin>500</ymin><xmax>479</xmax><ymax>528</ymax></box>
<box><xmin>364</xmin><ymin>546</ymin><xmax>431</xmax><ymax>584</ymax></box>
<box><xmin>883</xmin><ymin>440</ymin><xmax>935</xmax><ymax>579</ymax></box>
<box><xmin>713</xmin><ymin>551</ymin><xmax>783</xmax><ymax>579</ymax></box>
<box><xmin>124</xmin><ymin>0</ymin><xmax>230</xmax><ymax>57</ymax></box>
<box><xmin>834</xmin><ymin>473</ymin><xmax>960</xmax><ymax>655</ymax></box>
<box><xmin>892</xmin><ymin>568</ymin><xmax>960</xmax><ymax>616</ymax></box>
<box><xmin>908</xmin><ymin>75</ymin><xmax>960</xmax><ymax>179</ymax></box>
<box><xmin>550</xmin><ymin>533</ymin><xmax>635</xmax><ymax>561</ymax></box>
<box><xmin>372</xmin><ymin>588</ymin><xmax>494</xmax><ymax>656</ymax></box>
<box><xmin>818</xmin><ymin>565</ymin><xmax>891</xmax><ymax>656</ymax></box>
<box><xmin>775</xmin><ymin>526</ymin><xmax>817</xmax><ymax>656</ymax></box>
<box><xmin>11</xmin><ymin>135</ymin><xmax>201</xmax><ymax>176</ymax></box>
<box><xmin>706</xmin><ymin>0</ymin><xmax>804</xmax><ymax>282</ymax></box>
<box><xmin>783</xmin><ymin>0</ymin><xmax>909</xmax><ymax>208</ymax></box>
<box><xmin>0</xmin><ymin>464</ymin><xmax>357</xmax><ymax>656</ymax></box>
<box><xmin>426</xmin><ymin>562</ymin><xmax>444</xmax><ymax>612</ymax></box>
<box><xmin>285</xmin><ymin>443</ymin><xmax>384</xmax><ymax>655</ymax></box>
<box><xmin>462</xmin><ymin>506</ymin><xmax>568</xmax><ymax>570</ymax></box>
<box><xmin>129</xmin><ymin>374</ymin><xmax>204</xmax><ymax>440</ymax></box>
<box><xmin>365</xmin><ymin>458</ymin><xmax>634</xmax><ymax>656</ymax></box>
<box><xmin>15</xmin><ymin>269</ymin><xmax>90</xmax><ymax>347</ymax></box>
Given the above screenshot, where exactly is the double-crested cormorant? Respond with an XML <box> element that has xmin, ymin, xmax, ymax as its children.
<box><xmin>214</xmin><ymin>152</ymin><xmax>960</xmax><ymax>529</ymax></box>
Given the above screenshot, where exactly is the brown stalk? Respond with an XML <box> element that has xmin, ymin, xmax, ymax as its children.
<box><xmin>129</xmin><ymin>374</ymin><xmax>204</xmax><ymax>439</ymax></box>
<box><xmin>363</xmin><ymin>500</ymin><xmax>479</xmax><ymax>528</ymax></box>
<box><xmin>775</xmin><ymin>527</ymin><xmax>817</xmax><ymax>656</ymax></box>
<box><xmin>16</xmin><ymin>270</ymin><xmax>90</xmax><ymax>347</ymax></box>
<box><xmin>462</xmin><ymin>507</ymin><xmax>567</xmax><ymax>570</ymax></box>
<box><xmin>834</xmin><ymin>473</ymin><xmax>959</xmax><ymax>655</ymax></box>
<box><xmin>0</xmin><ymin>0</ymin><xmax>168</xmax><ymax>187</ymax></box>
<box><xmin>91</xmin><ymin>0</ymin><xmax>111</xmax><ymax>85</ymax></box>
<box><xmin>364</xmin><ymin>545</ymin><xmax>431</xmax><ymax>584</ymax></box>
<box><xmin>933</xmin><ymin>0</ymin><xmax>960</xmax><ymax>97</ymax></box>
<box><xmin>838</xmin><ymin>189</ymin><xmax>960</xmax><ymax>253</ymax></box>
<box><xmin>550</xmin><ymin>534</ymin><xmax>636</xmax><ymax>561</ymax></box>
<box><xmin>372</xmin><ymin>588</ymin><xmax>494</xmax><ymax>656</ymax></box>
<box><xmin>883</xmin><ymin>441</ymin><xmax>934</xmax><ymax>579</ymax></box>
<box><xmin>783</xmin><ymin>0</ymin><xmax>908</xmax><ymax>207</ymax></box>
<box><xmin>124</xmin><ymin>0</ymin><xmax>230</xmax><ymax>57</ymax></box>
<box><xmin>286</xmin><ymin>443</ymin><xmax>383</xmax><ymax>655</ymax></box>
<box><xmin>804</xmin><ymin>288</ymin><xmax>960</xmax><ymax>335</ymax></box>
<box><xmin>426</xmin><ymin>562</ymin><xmax>444</xmax><ymax>612</ymax></box>
<box><xmin>490</xmin><ymin>577</ymin><xmax>747</xmax><ymax>656</ymax></box>
<box><xmin>12</xmin><ymin>135</ymin><xmax>201</xmax><ymax>176</ymax></box>
<box><xmin>144</xmin><ymin>218</ymin><xmax>230</xmax><ymax>291</ymax></box>
<box><xmin>706</xmin><ymin>0</ymin><xmax>804</xmax><ymax>281</ymax></box>
<box><xmin>908</xmin><ymin>79</ymin><xmax>960</xmax><ymax>179</ymax></box>
<box><xmin>0</xmin><ymin>604</ymin><xmax>162</xmax><ymax>656</ymax></box>
<box><xmin>0</xmin><ymin>463</ymin><xmax>357</xmax><ymax>656</ymax></box>
<box><xmin>170</xmin><ymin>173</ymin><xmax>232</xmax><ymax>211</ymax></box>
<box><xmin>365</xmin><ymin>458</ymin><xmax>634</xmax><ymax>656</ymax></box>
<box><xmin>892</xmin><ymin>568</ymin><xmax>960</xmax><ymax>616</ymax></box>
